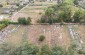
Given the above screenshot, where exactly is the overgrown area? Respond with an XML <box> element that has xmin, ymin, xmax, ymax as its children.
<box><xmin>1</xmin><ymin>41</ymin><xmax>85</xmax><ymax>55</ymax></box>
<box><xmin>38</xmin><ymin>0</ymin><xmax>85</xmax><ymax>24</ymax></box>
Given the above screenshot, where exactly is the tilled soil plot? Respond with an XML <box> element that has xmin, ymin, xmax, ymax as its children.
<box><xmin>27</xmin><ymin>25</ymin><xmax>71</xmax><ymax>47</ymax></box>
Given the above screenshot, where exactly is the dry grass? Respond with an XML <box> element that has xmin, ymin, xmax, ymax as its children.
<box><xmin>5</xmin><ymin>25</ymin><xmax>26</xmax><ymax>46</ymax></box>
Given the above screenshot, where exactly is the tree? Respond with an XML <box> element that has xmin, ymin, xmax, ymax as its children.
<box><xmin>45</xmin><ymin>8</ymin><xmax>54</xmax><ymax>17</ymax></box>
<box><xmin>26</xmin><ymin>17</ymin><xmax>31</xmax><ymax>24</ymax></box>
<box><xmin>45</xmin><ymin>8</ymin><xmax>55</xmax><ymax>24</ymax></box>
<box><xmin>18</xmin><ymin>17</ymin><xmax>27</xmax><ymax>25</ymax></box>
<box><xmin>58</xmin><ymin>8</ymin><xmax>72</xmax><ymax>23</ymax></box>
<box><xmin>73</xmin><ymin>10</ymin><xmax>84</xmax><ymax>23</ymax></box>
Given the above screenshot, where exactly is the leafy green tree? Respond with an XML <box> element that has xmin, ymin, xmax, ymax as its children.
<box><xmin>18</xmin><ymin>17</ymin><xmax>27</xmax><ymax>25</ymax></box>
<box><xmin>58</xmin><ymin>8</ymin><xmax>72</xmax><ymax>23</ymax></box>
<box><xmin>73</xmin><ymin>10</ymin><xmax>84</xmax><ymax>23</ymax></box>
<box><xmin>45</xmin><ymin>8</ymin><xmax>54</xmax><ymax>17</ymax></box>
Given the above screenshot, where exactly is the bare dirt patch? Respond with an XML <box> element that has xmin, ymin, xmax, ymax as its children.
<box><xmin>4</xmin><ymin>25</ymin><xmax>71</xmax><ymax>48</ymax></box>
<box><xmin>27</xmin><ymin>25</ymin><xmax>71</xmax><ymax>47</ymax></box>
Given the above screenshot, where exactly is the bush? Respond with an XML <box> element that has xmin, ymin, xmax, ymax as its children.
<box><xmin>0</xmin><ymin>24</ymin><xmax>7</xmax><ymax>30</ymax></box>
<box><xmin>18</xmin><ymin>17</ymin><xmax>31</xmax><ymax>25</ymax></box>
<box><xmin>2</xmin><ymin>19</ymin><xmax>10</xmax><ymax>26</ymax></box>
<box><xmin>52</xmin><ymin>46</ymin><xmax>66</xmax><ymax>55</ymax></box>
<box><xmin>39</xmin><ymin>35</ymin><xmax>45</xmax><ymax>41</ymax></box>
<box><xmin>26</xmin><ymin>17</ymin><xmax>31</xmax><ymax>24</ymax></box>
<box><xmin>18</xmin><ymin>17</ymin><xmax>27</xmax><ymax>25</ymax></box>
<box><xmin>73</xmin><ymin>10</ymin><xmax>85</xmax><ymax>23</ymax></box>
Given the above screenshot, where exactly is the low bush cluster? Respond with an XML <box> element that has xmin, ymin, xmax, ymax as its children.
<box><xmin>18</xmin><ymin>17</ymin><xmax>31</xmax><ymax>25</ymax></box>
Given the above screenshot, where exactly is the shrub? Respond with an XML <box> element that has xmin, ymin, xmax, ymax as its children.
<box><xmin>18</xmin><ymin>17</ymin><xmax>27</xmax><ymax>25</ymax></box>
<box><xmin>39</xmin><ymin>35</ymin><xmax>45</xmax><ymax>41</ymax></box>
<box><xmin>2</xmin><ymin>19</ymin><xmax>10</xmax><ymax>26</ymax></box>
<box><xmin>39</xmin><ymin>16</ymin><xmax>46</xmax><ymax>23</ymax></box>
<box><xmin>18</xmin><ymin>17</ymin><xmax>31</xmax><ymax>25</ymax></box>
<box><xmin>26</xmin><ymin>17</ymin><xmax>31</xmax><ymax>24</ymax></box>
